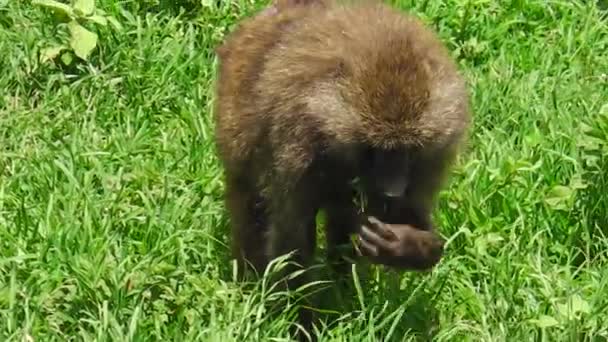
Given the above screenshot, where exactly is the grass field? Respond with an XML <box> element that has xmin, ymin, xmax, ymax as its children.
<box><xmin>1</xmin><ymin>0</ymin><xmax>608</xmax><ymax>340</ymax></box>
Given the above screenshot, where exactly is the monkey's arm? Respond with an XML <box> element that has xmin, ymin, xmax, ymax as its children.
<box><xmin>356</xmin><ymin>216</ymin><xmax>444</xmax><ymax>271</ymax></box>
<box><xmin>265</xmin><ymin>179</ymin><xmax>319</xmax><ymax>268</ymax></box>
<box><xmin>264</xmin><ymin>119</ymin><xmax>321</xmax><ymax>274</ymax></box>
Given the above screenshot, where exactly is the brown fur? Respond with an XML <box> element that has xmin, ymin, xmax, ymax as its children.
<box><xmin>213</xmin><ymin>0</ymin><xmax>471</xmax><ymax>338</ymax></box>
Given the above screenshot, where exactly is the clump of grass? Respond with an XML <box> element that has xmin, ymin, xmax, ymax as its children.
<box><xmin>1</xmin><ymin>0</ymin><xmax>607</xmax><ymax>340</ymax></box>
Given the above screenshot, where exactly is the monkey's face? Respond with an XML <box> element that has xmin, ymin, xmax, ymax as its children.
<box><xmin>359</xmin><ymin>147</ymin><xmax>411</xmax><ymax>200</ymax></box>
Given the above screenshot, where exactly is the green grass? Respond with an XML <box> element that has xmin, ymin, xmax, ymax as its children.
<box><xmin>1</xmin><ymin>0</ymin><xmax>607</xmax><ymax>340</ymax></box>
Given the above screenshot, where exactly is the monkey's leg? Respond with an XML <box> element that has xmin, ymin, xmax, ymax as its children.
<box><xmin>225</xmin><ymin>175</ymin><xmax>269</xmax><ymax>279</ymax></box>
<box><xmin>323</xmin><ymin>189</ymin><xmax>359</xmax><ymax>273</ymax></box>
<box><xmin>266</xmin><ymin>185</ymin><xmax>319</xmax><ymax>341</ymax></box>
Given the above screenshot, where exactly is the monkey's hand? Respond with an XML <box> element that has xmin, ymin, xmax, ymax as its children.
<box><xmin>356</xmin><ymin>216</ymin><xmax>444</xmax><ymax>271</ymax></box>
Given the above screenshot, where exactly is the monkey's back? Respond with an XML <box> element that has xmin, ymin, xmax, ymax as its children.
<box><xmin>214</xmin><ymin>0</ymin><xmax>460</xmax><ymax>177</ymax></box>
<box><xmin>213</xmin><ymin>2</ymin><xmax>322</xmax><ymax>173</ymax></box>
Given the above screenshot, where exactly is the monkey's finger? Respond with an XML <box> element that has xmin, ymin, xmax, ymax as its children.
<box><xmin>357</xmin><ymin>236</ymin><xmax>378</xmax><ymax>257</ymax></box>
<box><xmin>366</xmin><ymin>216</ymin><xmax>398</xmax><ymax>241</ymax></box>
<box><xmin>360</xmin><ymin>224</ymin><xmax>392</xmax><ymax>251</ymax></box>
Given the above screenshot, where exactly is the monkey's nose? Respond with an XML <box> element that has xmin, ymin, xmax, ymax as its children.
<box><xmin>378</xmin><ymin>178</ymin><xmax>407</xmax><ymax>199</ymax></box>
<box><xmin>383</xmin><ymin>189</ymin><xmax>405</xmax><ymax>198</ymax></box>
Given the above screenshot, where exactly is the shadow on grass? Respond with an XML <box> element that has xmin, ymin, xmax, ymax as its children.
<box><xmin>211</xmin><ymin>200</ymin><xmax>441</xmax><ymax>339</ymax></box>
<box><xmin>215</xmin><ymin>250</ymin><xmax>442</xmax><ymax>340</ymax></box>
<box><xmin>578</xmin><ymin>154</ymin><xmax>608</xmax><ymax>257</ymax></box>
<box><xmin>308</xmin><ymin>261</ymin><xmax>442</xmax><ymax>341</ymax></box>
<box><xmin>573</xmin><ymin>109</ymin><xmax>608</xmax><ymax>266</ymax></box>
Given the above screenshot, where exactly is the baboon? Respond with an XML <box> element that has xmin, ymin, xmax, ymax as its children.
<box><xmin>213</xmin><ymin>0</ymin><xmax>471</xmax><ymax>337</ymax></box>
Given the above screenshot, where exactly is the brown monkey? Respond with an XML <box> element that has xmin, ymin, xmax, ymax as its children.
<box><xmin>213</xmin><ymin>0</ymin><xmax>470</xmax><ymax>336</ymax></box>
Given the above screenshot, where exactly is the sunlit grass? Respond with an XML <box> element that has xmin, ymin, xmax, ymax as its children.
<box><xmin>0</xmin><ymin>0</ymin><xmax>607</xmax><ymax>340</ymax></box>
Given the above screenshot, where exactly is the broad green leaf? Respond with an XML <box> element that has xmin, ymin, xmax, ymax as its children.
<box><xmin>40</xmin><ymin>45</ymin><xmax>66</xmax><ymax>63</ymax></box>
<box><xmin>31</xmin><ymin>0</ymin><xmax>73</xmax><ymax>17</ymax></box>
<box><xmin>68</xmin><ymin>21</ymin><xmax>98</xmax><ymax>60</ymax></box>
<box><xmin>61</xmin><ymin>50</ymin><xmax>74</xmax><ymax>65</ymax></box>
<box><xmin>601</xmin><ymin>103</ymin><xmax>608</xmax><ymax>116</ymax></box>
<box><xmin>531</xmin><ymin>315</ymin><xmax>558</xmax><ymax>328</ymax></box>
<box><xmin>74</xmin><ymin>0</ymin><xmax>95</xmax><ymax>16</ymax></box>
<box><xmin>556</xmin><ymin>295</ymin><xmax>591</xmax><ymax>319</ymax></box>
<box><xmin>569</xmin><ymin>175</ymin><xmax>588</xmax><ymax>190</ymax></box>
<box><xmin>107</xmin><ymin>15</ymin><xmax>124</xmax><ymax>31</ymax></box>
<box><xmin>485</xmin><ymin>232</ymin><xmax>504</xmax><ymax>244</ymax></box>
<box><xmin>557</xmin><ymin>303</ymin><xmax>569</xmax><ymax>319</ymax></box>
<box><xmin>571</xmin><ymin>295</ymin><xmax>591</xmax><ymax>315</ymax></box>
<box><xmin>88</xmin><ymin>14</ymin><xmax>107</xmax><ymax>26</ymax></box>
<box><xmin>544</xmin><ymin>185</ymin><xmax>573</xmax><ymax>210</ymax></box>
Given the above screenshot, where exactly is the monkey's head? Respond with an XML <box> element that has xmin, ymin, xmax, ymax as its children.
<box><xmin>315</xmin><ymin>23</ymin><xmax>471</xmax><ymax>202</ymax></box>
